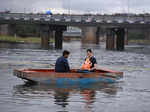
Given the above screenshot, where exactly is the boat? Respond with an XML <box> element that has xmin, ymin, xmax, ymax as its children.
<box><xmin>13</xmin><ymin>68</ymin><xmax>123</xmax><ymax>84</ymax></box>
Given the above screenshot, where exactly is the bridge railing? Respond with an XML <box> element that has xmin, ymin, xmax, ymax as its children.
<box><xmin>1</xmin><ymin>13</ymin><xmax>150</xmax><ymax>26</ymax></box>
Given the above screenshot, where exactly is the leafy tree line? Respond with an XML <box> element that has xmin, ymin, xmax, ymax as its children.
<box><xmin>128</xmin><ymin>29</ymin><xmax>147</xmax><ymax>40</ymax></box>
<box><xmin>14</xmin><ymin>25</ymin><xmax>148</xmax><ymax>40</ymax></box>
<box><xmin>15</xmin><ymin>24</ymin><xmax>40</xmax><ymax>37</ymax></box>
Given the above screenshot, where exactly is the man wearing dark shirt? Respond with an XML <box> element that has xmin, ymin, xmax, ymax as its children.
<box><xmin>55</xmin><ymin>50</ymin><xmax>70</xmax><ymax>72</ymax></box>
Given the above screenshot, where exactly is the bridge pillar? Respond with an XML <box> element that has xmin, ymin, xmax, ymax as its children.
<box><xmin>41</xmin><ymin>31</ymin><xmax>50</xmax><ymax>49</ymax></box>
<box><xmin>0</xmin><ymin>24</ymin><xmax>9</xmax><ymax>35</ymax></box>
<box><xmin>148</xmin><ymin>30</ymin><xmax>150</xmax><ymax>40</ymax></box>
<box><xmin>144</xmin><ymin>29</ymin><xmax>150</xmax><ymax>40</ymax></box>
<box><xmin>81</xmin><ymin>27</ymin><xmax>100</xmax><ymax>44</ymax></box>
<box><xmin>8</xmin><ymin>24</ymin><xmax>16</xmax><ymax>36</ymax></box>
<box><xmin>55</xmin><ymin>30</ymin><xmax>63</xmax><ymax>49</ymax></box>
<box><xmin>96</xmin><ymin>27</ymin><xmax>100</xmax><ymax>44</ymax></box>
<box><xmin>0</xmin><ymin>24</ymin><xmax>16</xmax><ymax>36</ymax></box>
<box><xmin>106</xmin><ymin>28</ymin><xmax>115</xmax><ymax>50</ymax></box>
<box><xmin>124</xmin><ymin>29</ymin><xmax>128</xmax><ymax>45</ymax></box>
<box><xmin>116</xmin><ymin>28</ymin><xmax>125</xmax><ymax>51</ymax></box>
<box><xmin>40</xmin><ymin>25</ymin><xmax>50</xmax><ymax>49</ymax></box>
<box><xmin>54</xmin><ymin>26</ymin><xmax>67</xmax><ymax>49</ymax></box>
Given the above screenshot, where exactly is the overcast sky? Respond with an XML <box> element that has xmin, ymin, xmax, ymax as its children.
<box><xmin>0</xmin><ymin>0</ymin><xmax>150</xmax><ymax>14</ymax></box>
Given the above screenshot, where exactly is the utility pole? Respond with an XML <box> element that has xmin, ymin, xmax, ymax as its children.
<box><xmin>68</xmin><ymin>0</ymin><xmax>71</xmax><ymax>15</ymax></box>
<box><xmin>127</xmin><ymin>0</ymin><xmax>130</xmax><ymax>14</ymax></box>
<box><xmin>24</xmin><ymin>8</ymin><xmax>26</xmax><ymax>13</ymax></box>
<box><xmin>127</xmin><ymin>0</ymin><xmax>130</xmax><ymax>19</ymax></box>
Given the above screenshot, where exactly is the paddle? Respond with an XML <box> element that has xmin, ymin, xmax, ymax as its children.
<box><xmin>50</xmin><ymin>64</ymin><xmax>55</xmax><ymax>67</ymax></box>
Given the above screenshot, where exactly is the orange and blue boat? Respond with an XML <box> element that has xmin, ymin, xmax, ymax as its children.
<box><xmin>13</xmin><ymin>68</ymin><xmax>123</xmax><ymax>84</ymax></box>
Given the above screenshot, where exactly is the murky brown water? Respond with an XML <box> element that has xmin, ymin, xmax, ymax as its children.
<box><xmin>0</xmin><ymin>41</ymin><xmax>150</xmax><ymax>112</ymax></box>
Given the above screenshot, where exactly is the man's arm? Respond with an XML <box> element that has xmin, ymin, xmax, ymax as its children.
<box><xmin>90</xmin><ymin>57</ymin><xmax>97</xmax><ymax>71</ymax></box>
<box><xmin>64</xmin><ymin>59</ymin><xmax>70</xmax><ymax>72</ymax></box>
<box><xmin>90</xmin><ymin>64</ymin><xmax>97</xmax><ymax>70</ymax></box>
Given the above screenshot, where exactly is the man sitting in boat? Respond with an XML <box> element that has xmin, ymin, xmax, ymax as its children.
<box><xmin>78</xmin><ymin>49</ymin><xmax>97</xmax><ymax>73</ymax></box>
<box><xmin>55</xmin><ymin>50</ymin><xmax>70</xmax><ymax>72</ymax></box>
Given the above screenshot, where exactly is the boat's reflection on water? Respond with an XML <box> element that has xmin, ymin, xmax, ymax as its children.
<box><xmin>13</xmin><ymin>82</ymin><xmax>121</xmax><ymax>110</ymax></box>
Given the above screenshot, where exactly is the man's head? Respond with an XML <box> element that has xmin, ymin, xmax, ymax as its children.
<box><xmin>63</xmin><ymin>50</ymin><xmax>70</xmax><ymax>58</ymax></box>
<box><xmin>87</xmin><ymin>49</ymin><xmax>92</xmax><ymax>57</ymax></box>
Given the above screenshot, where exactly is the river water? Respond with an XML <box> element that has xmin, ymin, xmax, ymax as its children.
<box><xmin>0</xmin><ymin>41</ymin><xmax>150</xmax><ymax>112</ymax></box>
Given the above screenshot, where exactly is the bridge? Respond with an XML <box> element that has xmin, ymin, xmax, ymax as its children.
<box><xmin>0</xmin><ymin>13</ymin><xmax>150</xmax><ymax>50</ymax></box>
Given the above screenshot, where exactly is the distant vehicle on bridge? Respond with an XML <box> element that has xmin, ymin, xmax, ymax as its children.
<box><xmin>45</xmin><ymin>10</ymin><xmax>52</xmax><ymax>17</ymax></box>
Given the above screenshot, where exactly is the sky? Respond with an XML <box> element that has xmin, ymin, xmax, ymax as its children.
<box><xmin>0</xmin><ymin>0</ymin><xmax>150</xmax><ymax>14</ymax></box>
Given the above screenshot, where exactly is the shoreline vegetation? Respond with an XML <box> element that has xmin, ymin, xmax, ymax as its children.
<box><xmin>0</xmin><ymin>35</ymin><xmax>150</xmax><ymax>44</ymax></box>
<box><xmin>0</xmin><ymin>35</ymin><xmax>54</xmax><ymax>44</ymax></box>
<box><xmin>128</xmin><ymin>39</ymin><xmax>150</xmax><ymax>44</ymax></box>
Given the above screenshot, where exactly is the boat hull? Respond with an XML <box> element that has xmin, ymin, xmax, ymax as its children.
<box><xmin>13</xmin><ymin>68</ymin><xmax>123</xmax><ymax>84</ymax></box>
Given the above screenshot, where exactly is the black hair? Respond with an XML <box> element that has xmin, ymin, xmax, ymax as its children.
<box><xmin>87</xmin><ymin>49</ymin><xmax>92</xmax><ymax>53</ymax></box>
<box><xmin>63</xmin><ymin>50</ymin><xmax>70</xmax><ymax>56</ymax></box>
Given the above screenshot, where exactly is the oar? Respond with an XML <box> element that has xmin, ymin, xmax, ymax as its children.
<box><xmin>50</xmin><ymin>64</ymin><xmax>55</xmax><ymax>66</ymax></box>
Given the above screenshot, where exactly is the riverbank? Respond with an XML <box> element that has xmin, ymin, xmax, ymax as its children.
<box><xmin>0</xmin><ymin>35</ymin><xmax>54</xmax><ymax>44</ymax></box>
<box><xmin>129</xmin><ymin>39</ymin><xmax>150</xmax><ymax>44</ymax></box>
<box><xmin>1</xmin><ymin>35</ymin><xmax>150</xmax><ymax>45</ymax></box>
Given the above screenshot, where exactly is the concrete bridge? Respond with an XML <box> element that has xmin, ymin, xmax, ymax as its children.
<box><xmin>0</xmin><ymin>13</ymin><xmax>150</xmax><ymax>50</ymax></box>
